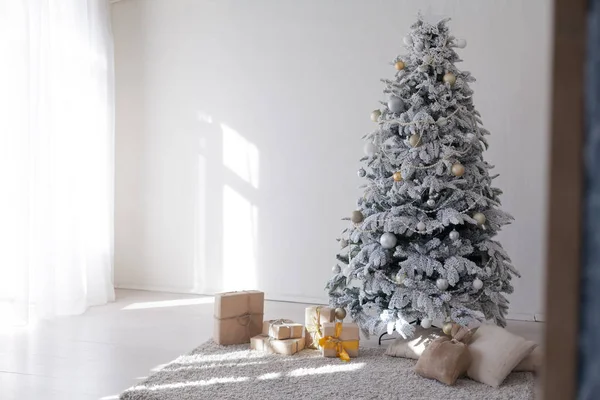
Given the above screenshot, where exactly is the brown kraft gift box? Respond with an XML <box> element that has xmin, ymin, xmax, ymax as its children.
<box><xmin>321</xmin><ymin>322</ymin><xmax>360</xmax><ymax>358</ymax></box>
<box><xmin>250</xmin><ymin>335</ymin><xmax>305</xmax><ymax>355</ymax></box>
<box><xmin>304</xmin><ymin>306</ymin><xmax>335</xmax><ymax>349</ymax></box>
<box><xmin>213</xmin><ymin>290</ymin><xmax>264</xmax><ymax>345</ymax></box>
<box><xmin>262</xmin><ymin>319</ymin><xmax>304</xmax><ymax>340</ymax></box>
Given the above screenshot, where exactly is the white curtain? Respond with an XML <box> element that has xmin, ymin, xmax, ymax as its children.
<box><xmin>0</xmin><ymin>0</ymin><xmax>115</xmax><ymax>324</ymax></box>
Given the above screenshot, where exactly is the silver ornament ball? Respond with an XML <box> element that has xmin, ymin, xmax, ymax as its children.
<box><xmin>473</xmin><ymin>278</ymin><xmax>484</xmax><ymax>291</ymax></box>
<box><xmin>357</xmin><ymin>168</ymin><xmax>366</xmax><ymax>177</ymax></box>
<box><xmin>403</xmin><ymin>35</ymin><xmax>413</xmax><ymax>46</ymax></box>
<box><xmin>436</xmin><ymin>117</ymin><xmax>448</xmax><ymax>126</ymax></box>
<box><xmin>380</xmin><ymin>232</ymin><xmax>397</xmax><ymax>249</ymax></box>
<box><xmin>436</xmin><ymin>278</ymin><xmax>449</xmax><ymax>291</ymax></box>
<box><xmin>363</xmin><ymin>142</ymin><xmax>376</xmax><ymax>157</ymax></box>
<box><xmin>351</xmin><ymin>210</ymin><xmax>364</xmax><ymax>223</ymax></box>
<box><xmin>387</xmin><ymin>95</ymin><xmax>404</xmax><ymax>114</ymax></box>
<box><xmin>422</xmin><ymin>54</ymin><xmax>432</xmax><ymax>64</ymax></box>
<box><xmin>416</xmin><ymin>221</ymin><xmax>426</xmax><ymax>232</ymax></box>
<box><xmin>370</xmin><ymin>109</ymin><xmax>382</xmax><ymax>122</ymax></box>
<box><xmin>449</xmin><ymin>230</ymin><xmax>460</xmax><ymax>241</ymax></box>
<box><xmin>454</xmin><ymin>38</ymin><xmax>467</xmax><ymax>48</ymax></box>
<box><xmin>332</xmin><ymin>265</ymin><xmax>341</xmax><ymax>273</ymax></box>
<box><xmin>420</xmin><ymin>318</ymin><xmax>432</xmax><ymax>329</ymax></box>
<box><xmin>335</xmin><ymin>307</ymin><xmax>347</xmax><ymax>320</ymax></box>
<box><xmin>426</xmin><ymin>199</ymin><xmax>435</xmax><ymax>207</ymax></box>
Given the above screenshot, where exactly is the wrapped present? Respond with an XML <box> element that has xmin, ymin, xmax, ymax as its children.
<box><xmin>213</xmin><ymin>290</ymin><xmax>264</xmax><ymax>345</ymax></box>
<box><xmin>319</xmin><ymin>322</ymin><xmax>360</xmax><ymax>361</ymax></box>
<box><xmin>262</xmin><ymin>319</ymin><xmax>304</xmax><ymax>340</ymax></box>
<box><xmin>304</xmin><ymin>306</ymin><xmax>335</xmax><ymax>349</ymax></box>
<box><xmin>250</xmin><ymin>334</ymin><xmax>305</xmax><ymax>355</ymax></box>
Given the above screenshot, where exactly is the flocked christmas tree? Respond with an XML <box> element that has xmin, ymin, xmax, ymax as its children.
<box><xmin>327</xmin><ymin>17</ymin><xmax>520</xmax><ymax>339</ymax></box>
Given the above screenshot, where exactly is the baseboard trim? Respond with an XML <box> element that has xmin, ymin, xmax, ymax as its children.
<box><xmin>115</xmin><ymin>283</ymin><xmax>197</xmax><ymax>294</ymax></box>
<box><xmin>115</xmin><ymin>284</ymin><xmax>543</xmax><ymax>322</ymax></box>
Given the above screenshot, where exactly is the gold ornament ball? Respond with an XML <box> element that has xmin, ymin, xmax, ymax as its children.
<box><xmin>409</xmin><ymin>134</ymin><xmax>421</xmax><ymax>147</ymax></box>
<box><xmin>395</xmin><ymin>273</ymin><xmax>405</xmax><ymax>284</ymax></box>
<box><xmin>370</xmin><ymin>109</ymin><xmax>382</xmax><ymax>122</ymax></box>
<box><xmin>443</xmin><ymin>72</ymin><xmax>457</xmax><ymax>86</ymax></box>
<box><xmin>442</xmin><ymin>322</ymin><xmax>454</xmax><ymax>336</ymax></box>
<box><xmin>473</xmin><ymin>212</ymin><xmax>487</xmax><ymax>226</ymax></box>
<box><xmin>351</xmin><ymin>210</ymin><xmax>364</xmax><ymax>223</ymax></box>
<box><xmin>335</xmin><ymin>307</ymin><xmax>347</xmax><ymax>320</ymax></box>
<box><xmin>393</xmin><ymin>171</ymin><xmax>403</xmax><ymax>182</ymax></box>
<box><xmin>394</xmin><ymin>60</ymin><xmax>405</xmax><ymax>71</ymax></box>
<box><xmin>451</xmin><ymin>163</ymin><xmax>465</xmax><ymax>177</ymax></box>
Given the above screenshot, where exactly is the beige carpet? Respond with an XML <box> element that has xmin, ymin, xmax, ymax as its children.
<box><xmin>120</xmin><ymin>340</ymin><xmax>535</xmax><ymax>400</ymax></box>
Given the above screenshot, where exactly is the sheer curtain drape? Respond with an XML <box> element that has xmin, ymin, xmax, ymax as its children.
<box><xmin>0</xmin><ymin>0</ymin><xmax>115</xmax><ymax>324</ymax></box>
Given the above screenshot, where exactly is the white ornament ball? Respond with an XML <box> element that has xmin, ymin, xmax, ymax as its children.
<box><xmin>364</xmin><ymin>142</ymin><xmax>376</xmax><ymax>157</ymax></box>
<box><xmin>454</xmin><ymin>38</ymin><xmax>467</xmax><ymax>48</ymax></box>
<box><xmin>422</xmin><ymin>54</ymin><xmax>432</xmax><ymax>64</ymax></box>
<box><xmin>416</xmin><ymin>221</ymin><xmax>426</xmax><ymax>232</ymax></box>
<box><xmin>473</xmin><ymin>212</ymin><xmax>487</xmax><ymax>226</ymax></box>
<box><xmin>415</xmin><ymin>42</ymin><xmax>424</xmax><ymax>51</ymax></box>
<box><xmin>427</xmin><ymin>199</ymin><xmax>435</xmax><ymax>207</ymax></box>
<box><xmin>332</xmin><ymin>265</ymin><xmax>341</xmax><ymax>273</ymax></box>
<box><xmin>387</xmin><ymin>95</ymin><xmax>403</xmax><ymax>114</ymax></box>
<box><xmin>473</xmin><ymin>278</ymin><xmax>484</xmax><ymax>290</ymax></box>
<box><xmin>436</xmin><ymin>278</ymin><xmax>449</xmax><ymax>291</ymax></box>
<box><xmin>436</xmin><ymin>117</ymin><xmax>448</xmax><ymax>126</ymax></box>
<box><xmin>449</xmin><ymin>230</ymin><xmax>460</xmax><ymax>241</ymax></box>
<box><xmin>420</xmin><ymin>318</ymin><xmax>432</xmax><ymax>329</ymax></box>
<box><xmin>380</xmin><ymin>232</ymin><xmax>397</xmax><ymax>249</ymax></box>
<box><xmin>357</xmin><ymin>168</ymin><xmax>366</xmax><ymax>177</ymax></box>
<box><xmin>403</xmin><ymin>35</ymin><xmax>413</xmax><ymax>46</ymax></box>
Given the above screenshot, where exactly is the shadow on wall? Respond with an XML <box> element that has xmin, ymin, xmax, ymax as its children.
<box><xmin>195</xmin><ymin>112</ymin><xmax>260</xmax><ymax>293</ymax></box>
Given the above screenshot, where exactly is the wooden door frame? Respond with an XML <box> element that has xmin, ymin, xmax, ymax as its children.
<box><xmin>543</xmin><ymin>0</ymin><xmax>587</xmax><ymax>399</ymax></box>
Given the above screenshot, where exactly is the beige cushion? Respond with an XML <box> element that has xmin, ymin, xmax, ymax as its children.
<box><xmin>415</xmin><ymin>336</ymin><xmax>472</xmax><ymax>385</ymax></box>
<box><xmin>513</xmin><ymin>345</ymin><xmax>543</xmax><ymax>372</ymax></box>
<box><xmin>385</xmin><ymin>327</ymin><xmax>444</xmax><ymax>359</ymax></box>
<box><xmin>467</xmin><ymin>324</ymin><xmax>537</xmax><ymax>387</ymax></box>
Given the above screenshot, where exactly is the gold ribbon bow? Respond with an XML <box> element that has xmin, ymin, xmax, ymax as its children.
<box><xmin>318</xmin><ymin>322</ymin><xmax>359</xmax><ymax>362</ymax></box>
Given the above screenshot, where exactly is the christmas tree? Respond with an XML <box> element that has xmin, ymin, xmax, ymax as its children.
<box><xmin>327</xmin><ymin>17</ymin><xmax>520</xmax><ymax>339</ymax></box>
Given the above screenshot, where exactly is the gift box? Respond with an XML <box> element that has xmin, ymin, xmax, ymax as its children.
<box><xmin>213</xmin><ymin>290</ymin><xmax>264</xmax><ymax>345</ymax></box>
<box><xmin>250</xmin><ymin>335</ymin><xmax>305</xmax><ymax>355</ymax></box>
<box><xmin>262</xmin><ymin>319</ymin><xmax>304</xmax><ymax>340</ymax></box>
<box><xmin>320</xmin><ymin>322</ymin><xmax>359</xmax><ymax>361</ymax></box>
<box><xmin>304</xmin><ymin>306</ymin><xmax>335</xmax><ymax>349</ymax></box>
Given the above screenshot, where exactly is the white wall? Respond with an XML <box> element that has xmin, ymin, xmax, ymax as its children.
<box><xmin>112</xmin><ymin>0</ymin><xmax>552</xmax><ymax>319</ymax></box>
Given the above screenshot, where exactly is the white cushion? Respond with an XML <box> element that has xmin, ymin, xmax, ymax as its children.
<box><xmin>385</xmin><ymin>327</ymin><xmax>444</xmax><ymax>359</ymax></box>
<box><xmin>513</xmin><ymin>345</ymin><xmax>543</xmax><ymax>372</ymax></box>
<box><xmin>467</xmin><ymin>324</ymin><xmax>537</xmax><ymax>387</ymax></box>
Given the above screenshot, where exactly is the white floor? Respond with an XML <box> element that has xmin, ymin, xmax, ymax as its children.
<box><xmin>0</xmin><ymin>290</ymin><xmax>544</xmax><ymax>400</ymax></box>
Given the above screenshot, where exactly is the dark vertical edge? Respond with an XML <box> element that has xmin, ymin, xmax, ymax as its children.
<box><xmin>543</xmin><ymin>0</ymin><xmax>587</xmax><ymax>399</ymax></box>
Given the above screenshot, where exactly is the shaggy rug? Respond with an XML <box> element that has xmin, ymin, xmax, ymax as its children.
<box><xmin>120</xmin><ymin>340</ymin><xmax>535</xmax><ymax>400</ymax></box>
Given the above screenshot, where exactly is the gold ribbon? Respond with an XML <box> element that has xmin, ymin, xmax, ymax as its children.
<box><xmin>318</xmin><ymin>322</ymin><xmax>359</xmax><ymax>362</ymax></box>
<box><xmin>306</xmin><ymin>306</ymin><xmax>324</xmax><ymax>345</ymax></box>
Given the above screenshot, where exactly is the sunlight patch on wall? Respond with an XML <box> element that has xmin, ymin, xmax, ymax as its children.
<box><xmin>221</xmin><ymin>123</ymin><xmax>259</xmax><ymax>189</ymax></box>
